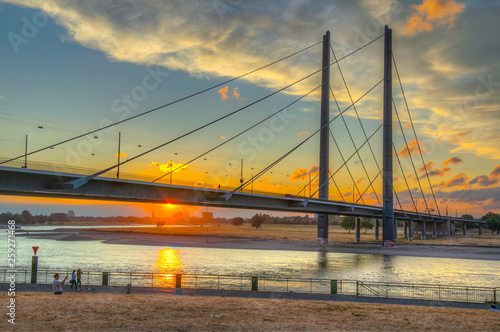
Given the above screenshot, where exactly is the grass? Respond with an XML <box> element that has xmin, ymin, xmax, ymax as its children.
<box><xmin>96</xmin><ymin>223</ymin><xmax>500</xmax><ymax>246</ymax></box>
<box><xmin>2</xmin><ymin>292</ymin><xmax>498</xmax><ymax>331</ymax></box>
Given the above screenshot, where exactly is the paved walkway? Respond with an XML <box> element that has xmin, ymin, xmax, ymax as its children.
<box><xmin>2</xmin><ymin>283</ymin><xmax>492</xmax><ymax>310</ymax></box>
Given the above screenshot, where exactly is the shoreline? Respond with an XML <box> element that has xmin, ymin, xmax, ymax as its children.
<box><xmin>19</xmin><ymin>227</ymin><xmax>500</xmax><ymax>261</ymax></box>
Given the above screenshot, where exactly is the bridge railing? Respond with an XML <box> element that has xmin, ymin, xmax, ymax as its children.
<box><xmin>2</xmin><ymin>269</ymin><xmax>497</xmax><ymax>304</ymax></box>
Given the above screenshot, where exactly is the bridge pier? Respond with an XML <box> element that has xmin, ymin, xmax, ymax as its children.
<box><xmin>421</xmin><ymin>221</ymin><xmax>426</xmax><ymax>240</ymax></box>
<box><xmin>403</xmin><ymin>221</ymin><xmax>408</xmax><ymax>239</ymax></box>
<box><xmin>433</xmin><ymin>222</ymin><xmax>437</xmax><ymax>239</ymax></box>
<box><xmin>450</xmin><ymin>221</ymin><xmax>454</xmax><ymax>235</ymax></box>
<box><xmin>394</xmin><ymin>219</ymin><xmax>398</xmax><ymax>243</ymax></box>
<box><xmin>374</xmin><ymin>219</ymin><xmax>379</xmax><ymax>241</ymax></box>
<box><xmin>463</xmin><ymin>222</ymin><xmax>466</xmax><ymax>235</ymax></box>
<box><xmin>317</xmin><ymin>30</ymin><xmax>330</xmax><ymax>245</ymax></box>
<box><xmin>409</xmin><ymin>220</ymin><xmax>413</xmax><ymax>241</ymax></box>
<box><xmin>355</xmin><ymin>217</ymin><xmax>361</xmax><ymax>242</ymax></box>
<box><xmin>478</xmin><ymin>224</ymin><xmax>482</xmax><ymax>235</ymax></box>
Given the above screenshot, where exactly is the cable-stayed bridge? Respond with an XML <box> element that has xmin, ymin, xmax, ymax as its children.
<box><xmin>0</xmin><ymin>26</ymin><xmax>482</xmax><ymax>245</ymax></box>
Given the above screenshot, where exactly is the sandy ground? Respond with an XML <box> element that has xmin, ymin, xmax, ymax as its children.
<box><xmin>1</xmin><ymin>292</ymin><xmax>499</xmax><ymax>331</ymax></box>
<box><xmin>19</xmin><ymin>226</ymin><xmax>500</xmax><ymax>260</ymax></box>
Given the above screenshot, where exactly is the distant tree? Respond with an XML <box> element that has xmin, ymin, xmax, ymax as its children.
<box><xmin>231</xmin><ymin>217</ymin><xmax>244</xmax><ymax>227</ymax></box>
<box><xmin>35</xmin><ymin>214</ymin><xmax>47</xmax><ymax>224</ymax></box>
<box><xmin>486</xmin><ymin>215</ymin><xmax>500</xmax><ymax>236</ymax></box>
<box><xmin>0</xmin><ymin>212</ymin><xmax>13</xmax><ymax>223</ymax></box>
<box><xmin>21</xmin><ymin>210</ymin><xmax>35</xmax><ymax>224</ymax></box>
<box><xmin>481</xmin><ymin>211</ymin><xmax>497</xmax><ymax>221</ymax></box>
<box><xmin>48</xmin><ymin>213</ymin><xmax>68</xmax><ymax>223</ymax></box>
<box><xmin>460</xmin><ymin>214</ymin><xmax>475</xmax><ymax>220</ymax></box>
<box><xmin>340</xmin><ymin>216</ymin><xmax>356</xmax><ymax>233</ymax></box>
<box><xmin>250</xmin><ymin>213</ymin><xmax>267</xmax><ymax>229</ymax></box>
<box><xmin>361</xmin><ymin>219</ymin><xmax>374</xmax><ymax>233</ymax></box>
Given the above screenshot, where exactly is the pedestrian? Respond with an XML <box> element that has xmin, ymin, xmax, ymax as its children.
<box><xmin>70</xmin><ymin>270</ymin><xmax>77</xmax><ymax>289</ymax></box>
<box><xmin>490</xmin><ymin>304</ymin><xmax>500</xmax><ymax>312</ymax></box>
<box><xmin>76</xmin><ymin>268</ymin><xmax>82</xmax><ymax>291</ymax></box>
<box><xmin>52</xmin><ymin>273</ymin><xmax>67</xmax><ymax>295</ymax></box>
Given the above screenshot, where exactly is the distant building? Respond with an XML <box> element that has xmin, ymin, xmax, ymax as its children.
<box><xmin>173</xmin><ymin>211</ymin><xmax>189</xmax><ymax>221</ymax></box>
<box><xmin>202</xmin><ymin>211</ymin><xmax>214</xmax><ymax>221</ymax></box>
<box><xmin>67</xmin><ymin>210</ymin><xmax>75</xmax><ymax>218</ymax></box>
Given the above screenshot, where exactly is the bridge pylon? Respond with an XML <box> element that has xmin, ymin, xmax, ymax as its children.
<box><xmin>317</xmin><ymin>30</ymin><xmax>330</xmax><ymax>244</ymax></box>
<box><xmin>382</xmin><ymin>25</ymin><xmax>394</xmax><ymax>245</ymax></box>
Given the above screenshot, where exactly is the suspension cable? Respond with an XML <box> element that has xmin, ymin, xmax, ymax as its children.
<box><xmin>392</xmin><ymin>54</ymin><xmax>441</xmax><ymax>217</ymax></box>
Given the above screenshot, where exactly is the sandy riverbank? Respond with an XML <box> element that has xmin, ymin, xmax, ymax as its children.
<box><xmin>18</xmin><ymin>226</ymin><xmax>500</xmax><ymax>261</ymax></box>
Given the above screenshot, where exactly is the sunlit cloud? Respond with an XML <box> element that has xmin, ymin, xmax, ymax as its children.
<box><xmin>218</xmin><ymin>86</ymin><xmax>229</xmax><ymax>100</ymax></box>
<box><xmin>220</xmin><ymin>136</ymin><xmax>227</xmax><ymax>140</ymax></box>
<box><xmin>355</xmin><ymin>177</ymin><xmax>364</xmax><ymax>185</ymax></box>
<box><xmin>403</xmin><ymin>0</ymin><xmax>466</xmax><ymax>36</ymax></box>
<box><xmin>297</xmin><ymin>131</ymin><xmax>310</xmax><ymax>136</ymax></box>
<box><xmin>232</xmin><ymin>87</ymin><xmax>240</xmax><ymax>99</ymax></box>
<box><xmin>435</xmin><ymin>173</ymin><xmax>469</xmax><ymax>189</ymax></box>
<box><xmin>114</xmin><ymin>152</ymin><xmax>128</xmax><ymax>158</ymax></box>
<box><xmin>469</xmin><ymin>165</ymin><xmax>500</xmax><ymax>188</ymax></box>
<box><xmin>441</xmin><ymin>156</ymin><xmax>463</xmax><ymax>167</ymax></box>
<box><xmin>397</xmin><ymin>139</ymin><xmax>429</xmax><ymax>157</ymax></box>
<box><xmin>149</xmin><ymin>161</ymin><xmax>187</xmax><ymax>173</ymax></box>
<box><xmin>419</xmin><ymin>161</ymin><xmax>451</xmax><ymax>178</ymax></box>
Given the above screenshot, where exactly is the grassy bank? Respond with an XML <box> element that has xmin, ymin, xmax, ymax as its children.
<box><xmin>1</xmin><ymin>292</ymin><xmax>498</xmax><ymax>331</ymax></box>
<box><xmin>97</xmin><ymin>224</ymin><xmax>500</xmax><ymax>246</ymax></box>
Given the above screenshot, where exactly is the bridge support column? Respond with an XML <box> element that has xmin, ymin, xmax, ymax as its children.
<box><xmin>393</xmin><ymin>219</ymin><xmax>398</xmax><ymax>243</ymax></box>
<box><xmin>355</xmin><ymin>217</ymin><xmax>361</xmax><ymax>242</ymax></box>
<box><xmin>409</xmin><ymin>220</ymin><xmax>413</xmax><ymax>241</ymax></box>
<box><xmin>433</xmin><ymin>222</ymin><xmax>437</xmax><ymax>239</ymax></box>
<box><xmin>479</xmin><ymin>224</ymin><xmax>482</xmax><ymax>235</ymax></box>
<box><xmin>374</xmin><ymin>219</ymin><xmax>379</xmax><ymax>241</ymax></box>
<box><xmin>403</xmin><ymin>221</ymin><xmax>408</xmax><ymax>239</ymax></box>
<box><xmin>463</xmin><ymin>223</ymin><xmax>466</xmax><ymax>235</ymax></box>
<box><xmin>421</xmin><ymin>221</ymin><xmax>426</xmax><ymax>240</ymax></box>
<box><xmin>317</xmin><ymin>30</ymin><xmax>330</xmax><ymax>245</ymax></box>
<box><xmin>450</xmin><ymin>221</ymin><xmax>454</xmax><ymax>235</ymax></box>
<box><xmin>382</xmin><ymin>25</ymin><xmax>394</xmax><ymax>246</ymax></box>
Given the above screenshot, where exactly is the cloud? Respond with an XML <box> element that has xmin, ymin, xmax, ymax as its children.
<box><xmin>419</xmin><ymin>161</ymin><xmax>451</xmax><ymax>178</ymax></box>
<box><xmin>397</xmin><ymin>139</ymin><xmax>429</xmax><ymax>157</ymax></box>
<box><xmin>150</xmin><ymin>161</ymin><xmax>187</xmax><ymax>173</ymax></box>
<box><xmin>297</xmin><ymin>131</ymin><xmax>310</xmax><ymax>136</ymax></box>
<box><xmin>220</xmin><ymin>136</ymin><xmax>227</xmax><ymax>140</ymax></box>
<box><xmin>218</xmin><ymin>86</ymin><xmax>229</xmax><ymax>100</ymax></box>
<box><xmin>355</xmin><ymin>177</ymin><xmax>364</xmax><ymax>185</ymax></box>
<box><xmin>289</xmin><ymin>165</ymin><xmax>319</xmax><ymax>181</ymax></box>
<box><xmin>441</xmin><ymin>156</ymin><xmax>463</xmax><ymax>167</ymax></box>
<box><xmin>435</xmin><ymin>173</ymin><xmax>468</xmax><ymax>189</ymax></box>
<box><xmin>403</xmin><ymin>0</ymin><xmax>466</xmax><ymax>36</ymax></box>
<box><xmin>114</xmin><ymin>152</ymin><xmax>128</xmax><ymax>158</ymax></box>
<box><xmin>232</xmin><ymin>87</ymin><xmax>240</xmax><ymax>99</ymax></box>
<box><xmin>469</xmin><ymin>165</ymin><xmax>500</xmax><ymax>187</ymax></box>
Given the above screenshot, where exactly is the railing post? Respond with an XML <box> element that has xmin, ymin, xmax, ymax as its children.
<box><xmin>356</xmin><ymin>281</ymin><xmax>359</xmax><ymax>297</ymax></box>
<box><xmin>494</xmin><ymin>287</ymin><xmax>496</xmax><ymax>304</ymax></box>
<box><xmin>331</xmin><ymin>280</ymin><xmax>338</xmax><ymax>294</ymax></box>
<box><xmin>102</xmin><ymin>272</ymin><xmax>109</xmax><ymax>286</ymax></box>
<box><xmin>175</xmin><ymin>274</ymin><xmax>182</xmax><ymax>288</ymax></box>
<box><xmin>251</xmin><ymin>277</ymin><xmax>258</xmax><ymax>291</ymax></box>
<box><xmin>217</xmin><ymin>275</ymin><xmax>220</xmax><ymax>290</ymax></box>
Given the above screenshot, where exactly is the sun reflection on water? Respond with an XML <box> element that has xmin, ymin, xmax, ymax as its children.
<box><xmin>153</xmin><ymin>248</ymin><xmax>183</xmax><ymax>287</ymax></box>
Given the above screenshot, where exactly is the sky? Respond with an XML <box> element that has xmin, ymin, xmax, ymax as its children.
<box><xmin>0</xmin><ymin>0</ymin><xmax>499</xmax><ymax>219</ymax></box>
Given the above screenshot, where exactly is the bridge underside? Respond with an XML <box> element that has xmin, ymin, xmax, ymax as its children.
<box><xmin>0</xmin><ymin>167</ymin><xmax>477</xmax><ymax>224</ymax></box>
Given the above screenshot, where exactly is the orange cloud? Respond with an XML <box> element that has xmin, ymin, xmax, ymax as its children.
<box><xmin>404</xmin><ymin>0</ymin><xmax>466</xmax><ymax>36</ymax></box>
<box><xmin>150</xmin><ymin>161</ymin><xmax>187</xmax><ymax>173</ymax></box>
<box><xmin>232</xmin><ymin>87</ymin><xmax>240</xmax><ymax>99</ymax></box>
<box><xmin>297</xmin><ymin>131</ymin><xmax>310</xmax><ymax>136</ymax></box>
<box><xmin>435</xmin><ymin>173</ymin><xmax>469</xmax><ymax>189</ymax></box>
<box><xmin>469</xmin><ymin>165</ymin><xmax>500</xmax><ymax>187</ymax></box>
<box><xmin>218</xmin><ymin>86</ymin><xmax>229</xmax><ymax>100</ymax></box>
<box><xmin>355</xmin><ymin>177</ymin><xmax>364</xmax><ymax>185</ymax></box>
<box><xmin>289</xmin><ymin>165</ymin><xmax>320</xmax><ymax>181</ymax></box>
<box><xmin>441</xmin><ymin>156</ymin><xmax>463</xmax><ymax>167</ymax></box>
<box><xmin>397</xmin><ymin>139</ymin><xmax>428</xmax><ymax>157</ymax></box>
<box><xmin>419</xmin><ymin>161</ymin><xmax>451</xmax><ymax>178</ymax></box>
<box><xmin>221</xmin><ymin>136</ymin><xmax>227</xmax><ymax>140</ymax></box>
<box><xmin>114</xmin><ymin>152</ymin><xmax>128</xmax><ymax>158</ymax></box>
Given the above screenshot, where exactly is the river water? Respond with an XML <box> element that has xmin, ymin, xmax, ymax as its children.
<box><xmin>2</xmin><ymin>226</ymin><xmax>500</xmax><ymax>288</ymax></box>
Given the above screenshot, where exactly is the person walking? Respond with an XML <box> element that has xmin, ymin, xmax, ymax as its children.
<box><xmin>70</xmin><ymin>270</ymin><xmax>77</xmax><ymax>289</ymax></box>
<box><xmin>76</xmin><ymin>268</ymin><xmax>82</xmax><ymax>291</ymax></box>
<box><xmin>52</xmin><ymin>273</ymin><xmax>67</xmax><ymax>295</ymax></box>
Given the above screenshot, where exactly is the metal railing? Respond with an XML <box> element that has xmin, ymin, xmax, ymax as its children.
<box><xmin>1</xmin><ymin>269</ymin><xmax>497</xmax><ymax>304</ymax></box>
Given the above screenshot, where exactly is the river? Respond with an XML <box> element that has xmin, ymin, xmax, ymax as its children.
<box><xmin>2</xmin><ymin>225</ymin><xmax>500</xmax><ymax>288</ymax></box>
